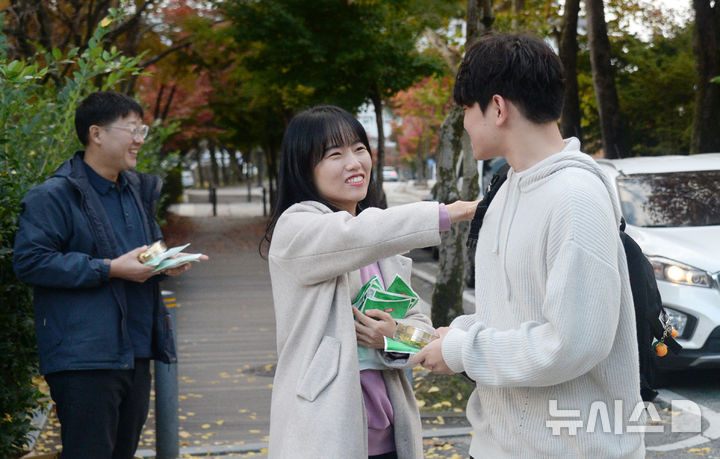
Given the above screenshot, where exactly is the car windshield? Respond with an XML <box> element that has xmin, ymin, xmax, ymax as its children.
<box><xmin>617</xmin><ymin>171</ymin><xmax>720</xmax><ymax>227</ymax></box>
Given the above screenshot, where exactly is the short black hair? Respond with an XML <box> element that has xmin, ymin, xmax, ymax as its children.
<box><xmin>75</xmin><ymin>91</ymin><xmax>144</xmax><ymax>145</ymax></box>
<box><xmin>261</xmin><ymin>105</ymin><xmax>378</xmax><ymax>254</ymax></box>
<box><xmin>453</xmin><ymin>33</ymin><xmax>565</xmax><ymax>123</ymax></box>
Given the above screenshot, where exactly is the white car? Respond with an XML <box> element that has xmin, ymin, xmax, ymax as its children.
<box><xmin>598</xmin><ymin>154</ymin><xmax>720</xmax><ymax>370</ymax></box>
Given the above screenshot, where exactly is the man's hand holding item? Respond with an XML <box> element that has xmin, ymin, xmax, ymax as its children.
<box><xmin>109</xmin><ymin>246</ymin><xmax>155</xmax><ymax>282</ymax></box>
<box><xmin>411</xmin><ymin>326</ymin><xmax>454</xmax><ymax>374</ymax></box>
<box><xmin>110</xmin><ymin>247</ymin><xmax>209</xmax><ymax>281</ymax></box>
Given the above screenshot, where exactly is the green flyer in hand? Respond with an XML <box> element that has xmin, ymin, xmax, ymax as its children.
<box><xmin>142</xmin><ymin>243</ymin><xmax>204</xmax><ymax>272</ymax></box>
<box><xmin>353</xmin><ymin>275</ymin><xmax>383</xmax><ymax>307</ymax></box>
<box><xmin>363</xmin><ymin>295</ymin><xmax>413</xmax><ymax>319</ymax></box>
<box><xmin>387</xmin><ymin>275</ymin><xmax>419</xmax><ymax>307</ymax></box>
<box><xmin>383</xmin><ymin>336</ymin><xmax>421</xmax><ymax>354</ymax></box>
<box><xmin>353</xmin><ymin>275</ymin><xmax>417</xmax><ymax>319</ymax></box>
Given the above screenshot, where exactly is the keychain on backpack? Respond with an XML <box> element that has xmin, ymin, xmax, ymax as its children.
<box><xmin>653</xmin><ymin>311</ymin><xmax>678</xmax><ymax>357</ymax></box>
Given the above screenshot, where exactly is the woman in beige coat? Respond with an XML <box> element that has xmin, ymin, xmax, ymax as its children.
<box><xmin>263</xmin><ymin>105</ymin><xmax>476</xmax><ymax>458</ymax></box>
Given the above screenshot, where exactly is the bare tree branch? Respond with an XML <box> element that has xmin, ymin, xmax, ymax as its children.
<box><xmin>140</xmin><ymin>40</ymin><xmax>192</xmax><ymax>69</ymax></box>
<box><xmin>106</xmin><ymin>0</ymin><xmax>156</xmax><ymax>43</ymax></box>
<box><xmin>422</xmin><ymin>27</ymin><xmax>460</xmax><ymax>70</ymax></box>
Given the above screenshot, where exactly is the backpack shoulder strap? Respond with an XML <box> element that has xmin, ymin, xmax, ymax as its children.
<box><xmin>467</xmin><ymin>163</ymin><xmax>510</xmax><ymax>249</ymax></box>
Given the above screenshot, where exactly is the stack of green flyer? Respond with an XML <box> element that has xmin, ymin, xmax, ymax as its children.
<box><xmin>353</xmin><ymin>275</ymin><xmax>424</xmax><ymax>354</ymax></box>
<box><xmin>143</xmin><ymin>243</ymin><xmax>204</xmax><ymax>272</ymax></box>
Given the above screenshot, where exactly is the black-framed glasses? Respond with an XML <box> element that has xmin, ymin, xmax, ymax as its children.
<box><xmin>105</xmin><ymin>124</ymin><xmax>149</xmax><ymax>140</ymax></box>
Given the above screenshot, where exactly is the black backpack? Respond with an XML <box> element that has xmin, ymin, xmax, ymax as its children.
<box><xmin>466</xmin><ymin>165</ymin><xmax>681</xmax><ymax>402</ymax></box>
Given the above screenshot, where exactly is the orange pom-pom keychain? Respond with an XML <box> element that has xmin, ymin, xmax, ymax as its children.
<box><xmin>652</xmin><ymin>312</ymin><xmax>677</xmax><ymax>357</ymax></box>
<box><xmin>653</xmin><ymin>340</ymin><xmax>668</xmax><ymax>357</ymax></box>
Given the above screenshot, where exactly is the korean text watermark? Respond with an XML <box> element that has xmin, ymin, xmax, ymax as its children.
<box><xmin>546</xmin><ymin>399</ymin><xmax>701</xmax><ymax>435</ymax></box>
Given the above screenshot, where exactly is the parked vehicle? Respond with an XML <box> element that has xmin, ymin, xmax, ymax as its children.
<box><xmin>181</xmin><ymin>170</ymin><xmax>194</xmax><ymax>188</ymax></box>
<box><xmin>382</xmin><ymin>166</ymin><xmax>399</xmax><ymax>182</ymax></box>
<box><xmin>598</xmin><ymin>153</ymin><xmax>720</xmax><ymax>370</ymax></box>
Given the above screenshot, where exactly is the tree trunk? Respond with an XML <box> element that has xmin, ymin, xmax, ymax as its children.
<box><xmin>511</xmin><ymin>0</ymin><xmax>525</xmax><ymax>29</ymax></box>
<box><xmin>370</xmin><ymin>85</ymin><xmax>388</xmax><ymax>208</ymax></box>
<box><xmin>479</xmin><ymin>0</ymin><xmax>495</xmax><ymax>36</ymax></box>
<box><xmin>160</xmin><ymin>85</ymin><xmax>176</xmax><ymax>121</ymax></box>
<box><xmin>256</xmin><ymin>149</ymin><xmax>264</xmax><ymax>187</ymax></box>
<box><xmin>194</xmin><ymin>148</ymin><xmax>206</xmax><ymax>188</ymax></box>
<box><xmin>209</xmin><ymin>143</ymin><xmax>220</xmax><ymax>185</ymax></box>
<box><xmin>431</xmin><ymin>105</ymin><xmax>466</xmax><ymax>327</ymax></box>
<box><xmin>416</xmin><ymin>136</ymin><xmax>429</xmax><ymax>187</ymax></box>
<box><xmin>691</xmin><ymin>0</ymin><xmax>720</xmax><ymax>153</ymax></box>
<box><xmin>586</xmin><ymin>0</ymin><xmax>625</xmax><ymax>158</ymax></box>
<box><xmin>430</xmin><ymin>0</ymin><xmax>489</xmax><ymax>326</ymax></box>
<box><xmin>559</xmin><ymin>0</ymin><xmax>582</xmax><ymax>141</ymax></box>
<box><xmin>461</xmin><ymin>132</ymin><xmax>478</xmax><ymax>289</ymax></box>
<box><xmin>264</xmin><ymin>145</ymin><xmax>279</xmax><ymax>210</ymax></box>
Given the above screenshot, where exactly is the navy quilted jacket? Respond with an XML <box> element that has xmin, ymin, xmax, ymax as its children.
<box><xmin>13</xmin><ymin>152</ymin><xmax>176</xmax><ymax>374</ymax></box>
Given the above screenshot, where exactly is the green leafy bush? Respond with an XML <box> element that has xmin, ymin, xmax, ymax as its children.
<box><xmin>0</xmin><ymin>9</ymin><xmax>178</xmax><ymax>456</ymax></box>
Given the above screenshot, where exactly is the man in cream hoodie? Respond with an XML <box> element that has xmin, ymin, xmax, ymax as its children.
<box><xmin>412</xmin><ymin>33</ymin><xmax>645</xmax><ymax>458</ymax></box>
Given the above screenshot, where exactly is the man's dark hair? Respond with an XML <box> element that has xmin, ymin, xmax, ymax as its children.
<box><xmin>75</xmin><ymin>91</ymin><xmax>144</xmax><ymax>145</ymax></box>
<box><xmin>453</xmin><ymin>33</ymin><xmax>565</xmax><ymax>123</ymax></box>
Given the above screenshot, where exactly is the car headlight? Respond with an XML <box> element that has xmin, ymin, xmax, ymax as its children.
<box><xmin>663</xmin><ymin>308</ymin><xmax>688</xmax><ymax>337</ymax></box>
<box><xmin>647</xmin><ymin>256</ymin><xmax>712</xmax><ymax>288</ymax></box>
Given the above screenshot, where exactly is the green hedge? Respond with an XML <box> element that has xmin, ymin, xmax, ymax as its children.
<box><xmin>0</xmin><ymin>10</ymin><xmax>178</xmax><ymax>456</ymax></box>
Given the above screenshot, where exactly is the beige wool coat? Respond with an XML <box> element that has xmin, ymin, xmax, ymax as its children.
<box><xmin>267</xmin><ymin>200</ymin><xmax>442</xmax><ymax>459</ymax></box>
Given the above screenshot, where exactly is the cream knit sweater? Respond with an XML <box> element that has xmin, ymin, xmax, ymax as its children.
<box><xmin>442</xmin><ymin>139</ymin><xmax>645</xmax><ymax>458</ymax></box>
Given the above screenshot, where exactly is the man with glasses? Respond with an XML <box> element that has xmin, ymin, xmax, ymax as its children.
<box><xmin>14</xmin><ymin>91</ymin><xmax>199</xmax><ymax>457</ymax></box>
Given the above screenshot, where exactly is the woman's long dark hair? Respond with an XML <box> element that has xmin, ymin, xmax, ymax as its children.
<box><xmin>260</xmin><ymin>105</ymin><xmax>379</xmax><ymax>256</ymax></box>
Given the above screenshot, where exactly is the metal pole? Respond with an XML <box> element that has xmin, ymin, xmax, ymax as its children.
<box><xmin>155</xmin><ymin>291</ymin><xmax>179</xmax><ymax>459</ymax></box>
<box><xmin>262</xmin><ymin>187</ymin><xmax>267</xmax><ymax>217</ymax></box>
<box><xmin>209</xmin><ymin>185</ymin><xmax>217</xmax><ymax>217</ymax></box>
<box><xmin>247</xmin><ymin>165</ymin><xmax>252</xmax><ymax>203</ymax></box>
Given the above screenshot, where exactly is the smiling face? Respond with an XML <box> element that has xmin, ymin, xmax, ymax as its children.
<box><xmin>86</xmin><ymin>111</ymin><xmax>145</xmax><ymax>181</ymax></box>
<box><xmin>312</xmin><ymin>141</ymin><xmax>372</xmax><ymax>215</ymax></box>
<box><xmin>101</xmin><ymin>112</ymin><xmax>145</xmax><ymax>172</ymax></box>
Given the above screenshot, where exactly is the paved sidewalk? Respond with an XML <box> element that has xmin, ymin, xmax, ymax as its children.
<box><xmin>140</xmin><ymin>215</ymin><xmax>276</xmax><ymax>456</ymax></box>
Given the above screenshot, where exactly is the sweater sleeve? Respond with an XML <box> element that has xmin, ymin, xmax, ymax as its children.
<box><xmin>442</xmin><ymin>240</ymin><xmax>622</xmax><ymax>387</ymax></box>
<box><xmin>269</xmin><ymin>201</ymin><xmax>441</xmax><ymax>285</ymax></box>
<box><xmin>13</xmin><ymin>186</ymin><xmax>110</xmax><ymax>288</ymax></box>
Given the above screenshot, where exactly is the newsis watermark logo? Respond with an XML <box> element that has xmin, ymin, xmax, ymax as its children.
<box><xmin>546</xmin><ymin>399</ymin><xmax>702</xmax><ymax>435</ymax></box>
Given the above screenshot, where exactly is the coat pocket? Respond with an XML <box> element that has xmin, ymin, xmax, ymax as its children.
<box><xmin>296</xmin><ymin>335</ymin><xmax>341</xmax><ymax>402</ymax></box>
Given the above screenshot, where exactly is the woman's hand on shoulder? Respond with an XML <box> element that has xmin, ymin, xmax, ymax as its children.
<box><xmin>352</xmin><ymin>306</ymin><xmax>396</xmax><ymax>349</ymax></box>
<box><xmin>445</xmin><ymin>200</ymin><xmax>480</xmax><ymax>223</ymax></box>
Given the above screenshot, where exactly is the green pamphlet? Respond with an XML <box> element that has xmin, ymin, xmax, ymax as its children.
<box><xmin>143</xmin><ymin>243</ymin><xmax>204</xmax><ymax>272</ymax></box>
<box><xmin>383</xmin><ymin>336</ymin><xmax>421</xmax><ymax>354</ymax></box>
<box><xmin>354</xmin><ymin>275</ymin><xmax>417</xmax><ymax>319</ymax></box>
